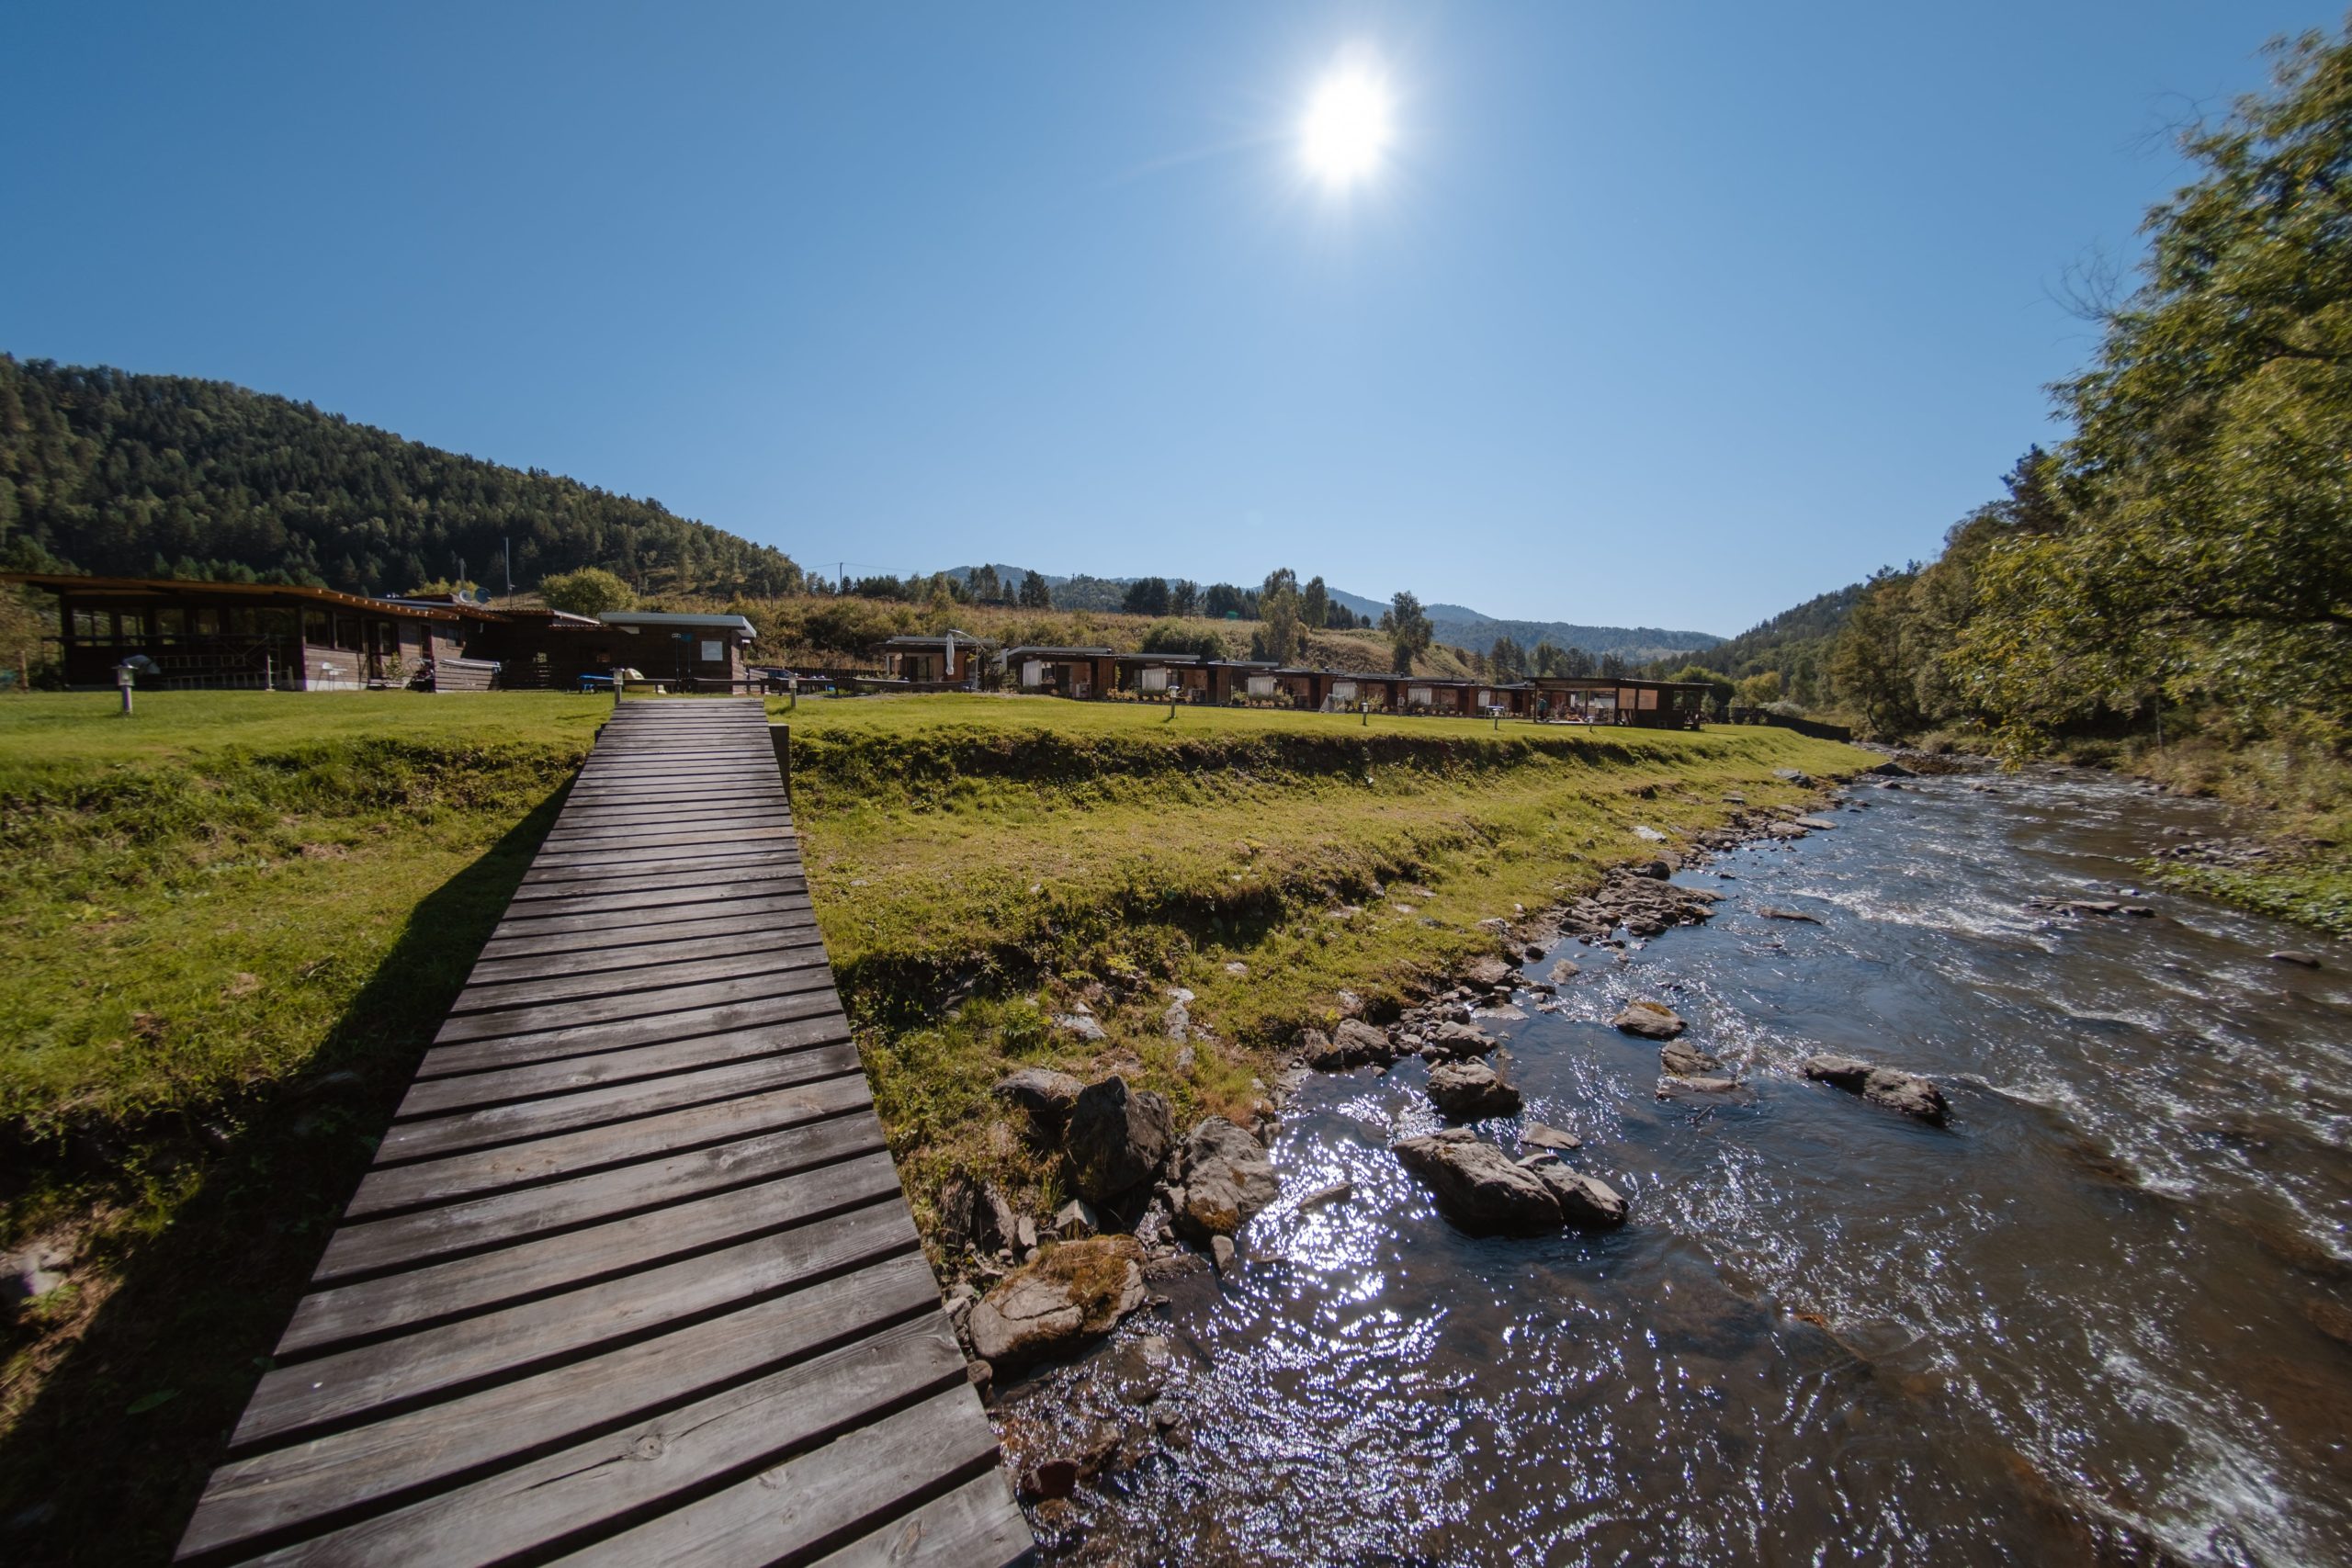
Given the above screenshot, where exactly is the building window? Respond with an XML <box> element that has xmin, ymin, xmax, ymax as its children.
<box><xmin>156</xmin><ymin>607</ymin><xmax>185</xmax><ymax>639</ymax></box>
<box><xmin>71</xmin><ymin>608</ymin><xmax>106</xmax><ymax>640</ymax></box>
<box><xmin>700</xmin><ymin>639</ymin><xmax>723</xmax><ymax>663</ymax></box>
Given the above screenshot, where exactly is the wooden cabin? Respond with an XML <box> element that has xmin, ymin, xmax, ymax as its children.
<box><xmin>1002</xmin><ymin>646</ymin><xmax>1115</xmax><ymax>698</ymax></box>
<box><xmin>6</xmin><ymin>571</ymin><xmax>477</xmax><ymax>690</ymax></box>
<box><xmin>1529</xmin><ymin>675</ymin><xmax>1712</xmax><ymax>728</ymax></box>
<box><xmin>594</xmin><ymin>612</ymin><xmax>757</xmax><ymax>688</ymax></box>
<box><xmin>875</xmin><ymin>632</ymin><xmax>990</xmax><ymax>686</ymax></box>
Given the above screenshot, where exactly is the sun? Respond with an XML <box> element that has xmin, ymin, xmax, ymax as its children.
<box><xmin>1301</xmin><ymin>67</ymin><xmax>1393</xmax><ymax>187</ymax></box>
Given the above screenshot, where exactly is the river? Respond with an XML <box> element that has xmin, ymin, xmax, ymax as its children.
<box><xmin>1000</xmin><ymin>765</ymin><xmax>2352</xmax><ymax>1566</ymax></box>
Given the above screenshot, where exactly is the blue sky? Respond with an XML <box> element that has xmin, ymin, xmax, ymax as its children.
<box><xmin>3</xmin><ymin>4</ymin><xmax>2333</xmax><ymax>634</ymax></box>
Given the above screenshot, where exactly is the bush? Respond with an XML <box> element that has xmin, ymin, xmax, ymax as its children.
<box><xmin>539</xmin><ymin>567</ymin><xmax>638</xmax><ymax>617</ymax></box>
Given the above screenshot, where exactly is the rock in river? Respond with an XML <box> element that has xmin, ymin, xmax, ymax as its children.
<box><xmin>1520</xmin><ymin>1154</ymin><xmax>1629</xmax><ymax>1228</ymax></box>
<box><xmin>1167</xmin><ymin>1116</ymin><xmax>1279</xmax><ymax>1240</ymax></box>
<box><xmin>966</xmin><ymin>1235</ymin><xmax>1148</xmax><ymax>1368</ymax></box>
<box><xmin>1427</xmin><ymin>1059</ymin><xmax>1523</xmax><ymax>1121</ymax></box>
<box><xmin>1064</xmin><ymin>1076</ymin><xmax>1174</xmax><ymax>1206</ymax></box>
<box><xmin>1659</xmin><ymin>1039</ymin><xmax>1720</xmax><ymax>1077</ymax></box>
<box><xmin>1612</xmin><ymin>999</ymin><xmax>1688</xmax><ymax>1040</ymax></box>
<box><xmin>1801</xmin><ymin>1055</ymin><xmax>1950</xmax><ymax>1126</ymax></box>
<box><xmin>1300</xmin><ymin>1018</ymin><xmax>1396</xmax><ymax>1069</ymax></box>
<box><xmin>1424</xmin><ymin>1021</ymin><xmax>1498</xmax><ymax>1059</ymax></box>
<box><xmin>1393</xmin><ymin>1130</ymin><xmax>1563</xmax><ymax>1235</ymax></box>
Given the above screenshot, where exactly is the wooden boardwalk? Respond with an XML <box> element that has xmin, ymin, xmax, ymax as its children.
<box><xmin>177</xmin><ymin>699</ymin><xmax>1034</xmax><ymax>1567</ymax></box>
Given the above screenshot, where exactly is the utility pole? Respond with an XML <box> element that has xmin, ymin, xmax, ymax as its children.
<box><xmin>503</xmin><ymin>537</ymin><xmax>513</xmax><ymax>597</ymax></box>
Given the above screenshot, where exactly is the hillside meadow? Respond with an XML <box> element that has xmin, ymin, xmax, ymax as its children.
<box><xmin>0</xmin><ymin>686</ymin><xmax>1863</xmax><ymax>1560</ymax></box>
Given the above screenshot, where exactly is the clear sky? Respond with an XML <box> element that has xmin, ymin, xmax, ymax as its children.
<box><xmin>4</xmin><ymin>3</ymin><xmax>2335</xmax><ymax>634</ymax></box>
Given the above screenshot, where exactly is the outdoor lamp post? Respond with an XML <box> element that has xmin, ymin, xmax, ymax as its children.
<box><xmin>115</xmin><ymin>654</ymin><xmax>159</xmax><ymax>716</ymax></box>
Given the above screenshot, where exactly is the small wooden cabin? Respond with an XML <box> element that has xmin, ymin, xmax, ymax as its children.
<box><xmin>6</xmin><ymin>571</ymin><xmax>475</xmax><ymax>690</ymax></box>
<box><xmin>1003</xmin><ymin>646</ymin><xmax>1115</xmax><ymax>698</ymax></box>
<box><xmin>1529</xmin><ymin>676</ymin><xmax>1712</xmax><ymax>728</ymax></box>
<box><xmin>594</xmin><ymin>612</ymin><xmax>757</xmax><ymax>687</ymax></box>
<box><xmin>875</xmin><ymin>633</ymin><xmax>991</xmax><ymax>685</ymax></box>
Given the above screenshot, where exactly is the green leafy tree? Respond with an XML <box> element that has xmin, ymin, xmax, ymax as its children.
<box><xmin>539</xmin><ymin>566</ymin><xmax>638</xmax><ymax>616</ymax></box>
<box><xmin>1170</xmin><ymin>579</ymin><xmax>1200</xmax><ymax>617</ymax></box>
<box><xmin>1301</xmin><ymin>575</ymin><xmax>1330</xmax><ymax>634</ymax></box>
<box><xmin>1254</xmin><ymin>568</ymin><xmax>1304</xmax><ymax>663</ymax></box>
<box><xmin>1386</xmin><ymin>590</ymin><xmax>1433</xmax><ymax>674</ymax></box>
<box><xmin>1961</xmin><ymin>29</ymin><xmax>2352</xmax><ymax>739</ymax></box>
<box><xmin>1122</xmin><ymin>576</ymin><xmax>1171</xmax><ymax>616</ymax></box>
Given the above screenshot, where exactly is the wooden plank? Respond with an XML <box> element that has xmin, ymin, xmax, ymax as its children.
<box><xmin>312</xmin><ymin>1114</ymin><xmax>888</xmax><ymax>1288</ymax></box>
<box><xmin>806</xmin><ymin>1472</ymin><xmax>1036</xmax><ymax>1568</ymax></box>
<box><xmin>492</xmin><ymin>871</ymin><xmax>808</xmax><ymax>915</ymax></box>
<box><xmin>349</xmin><ymin>1072</ymin><xmax>870</xmax><ymax>1215</ymax></box>
<box><xmin>182</xmin><ymin>1257</ymin><xmax>945</xmax><ymax>1563</ymax></box>
<box><xmin>379</xmin><ymin>1047</ymin><xmax>862</xmax><ymax>1164</ymax></box>
<box><xmin>548</xmin><ymin>1385</ymin><xmax>1003</xmax><ymax>1568</ymax></box>
<box><xmin>433</xmin><ymin>964</ymin><xmax>833</xmax><ymax>1043</ymax></box>
<box><xmin>303</xmin><ymin>1140</ymin><xmax>900</xmax><ymax>1337</ymax></box>
<box><xmin>447</xmin><ymin>942</ymin><xmax>831</xmax><ymax>1016</ymax></box>
<box><xmin>417</xmin><ymin>983</ymin><xmax>843</xmax><ymax>1076</ymax></box>
<box><xmin>238</xmin><ymin>1198</ymin><xmax>924</xmax><ymax>1449</ymax></box>
<box><xmin>398</xmin><ymin>1018</ymin><xmax>848</xmax><ymax>1120</ymax></box>
<box><xmin>243</xmin><ymin>1318</ymin><xmax>967</xmax><ymax>1568</ymax></box>
<box><xmin>465</xmin><ymin>911</ymin><xmax>818</xmax><ymax>973</ymax></box>
<box><xmin>477</xmin><ymin>896</ymin><xmax>815</xmax><ymax>953</ymax></box>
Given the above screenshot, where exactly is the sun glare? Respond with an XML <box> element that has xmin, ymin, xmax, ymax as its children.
<box><xmin>1301</xmin><ymin>67</ymin><xmax>1392</xmax><ymax>187</ymax></box>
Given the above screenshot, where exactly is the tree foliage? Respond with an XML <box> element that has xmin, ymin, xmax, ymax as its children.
<box><xmin>1385</xmin><ymin>590</ymin><xmax>1433</xmax><ymax>674</ymax></box>
<box><xmin>0</xmin><ymin>357</ymin><xmax>803</xmax><ymax>599</ymax></box>
<box><xmin>538</xmin><ymin>566</ymin><xmax>638</xmax><ymax>616</ymax></box>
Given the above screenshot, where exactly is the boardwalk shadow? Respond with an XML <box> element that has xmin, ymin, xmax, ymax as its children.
<box><xmin>0</xmin><ymin>786</ymin><xmax>568</xmax><ymax>1566</ymax></box>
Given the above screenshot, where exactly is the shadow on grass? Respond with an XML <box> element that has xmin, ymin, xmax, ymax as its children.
<box><xmin>0</xmin><ymin>785</ymin><xmax>569</xmax><ymax>1565</ymax></box>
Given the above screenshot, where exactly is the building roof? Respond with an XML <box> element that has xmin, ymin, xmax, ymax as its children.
<box><xmin>598</xmin><ymin>611</ymin><xmax>757</xmax><ymax>636</ymax></box>
<box><xmin>1001</xmin><ymin>645</ymin><xmax>1115</xmax><ymax>659</ymax></box>
<box><xmin>1</xmin><ymin>571</ymin><xmax>472</xmax><ymax>622</ymax></box>
<box><xmin>876</xmin><ymin>632</ymin><xmax>997</xmax><ymax>651</ymax></box>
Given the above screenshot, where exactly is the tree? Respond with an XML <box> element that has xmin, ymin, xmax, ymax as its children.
<box><xmin>970</xmin><ymin>564</ymin><xmax>1002</xmax><ymax>604</ymax></box>
<box><xmin>1170</xmin><ymin>579</ymin><xmax>1200</xmax><ymax>617</ymax></box>
<box><xmin>1204</xmin><ymin>581</ymin><xmax>1247</xmax><ymax>618</ymax></box>
<box><xmin>1254</xmin><ymin>568</ymin><xmax>1303</xmax><ymax>663</ymax></box>
<box><xmin>539</xmin><ymin>566</ymin><xmax>638</xmax><ymax>616</ymax></box>
<box><xmin>1122</xmin><ymin>576</ymin><xmax>1171</xmax><ymax>616</ymax></box>
<box><xmin>1959</xmin><ymin>28</ymin><xmax>2352</xmax><ymax>738</ymax></box>
<box><xmin>1735</xmin><ymin>670</ymin><xmax>1783</xmax><ymax>707</ymax></box>
<box><xmin>1386</xmin><ymin>590</ymin><xmax>1433</xmax><ymax>674</ymax></box>
<box><xmin>1018</xmin><ymin>570</ymin><xmax>1052</xmax><ymax>609</ymax></box>
<box><xmin>1302</xmin><ymin>575</ymin><xmax>1330</xmax><ymax>634</ymax></box>
<box><xmin>1829</xmin><ymin>569</ymin><xmax>1924</xmax><ymax>737</ymax></box>
<box><xmin>1488</xmin><ymin>635</ymin><xmax>1526</xmax><ymax>680</ymax></box>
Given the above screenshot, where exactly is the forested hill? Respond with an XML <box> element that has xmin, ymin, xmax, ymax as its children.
<box><xmin>0</xmin><ymin>357</ymin><xmax>803</xmax><ymax>597</ymax></box>
<box><xmin>1658</xmin><ymin>581</ymin><xmax>1864</xmax><ymax>705</ymax></box>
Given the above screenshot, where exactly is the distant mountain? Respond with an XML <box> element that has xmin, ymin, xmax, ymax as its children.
<box><xmin>944</xmin><ymin>564</ymin><xmax>1722</xmax><ymax>660</ymax></box>
<box><xmin>0</xmin><ymin>357</ymin><xmax>805</xmax><ymax>597</ymax></box>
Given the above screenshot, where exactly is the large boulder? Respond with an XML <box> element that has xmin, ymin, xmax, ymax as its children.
<box><xmin>992</xmin><ymin>1068</ymin><xmax>1086</xmax><ymax>1139</ymax></box>
<box><xmin>1392</xmin><ymin>1130</ymin><xmax>1562</xmax><ymax>1235</ymax></box>
<box><xmin>1424</xmin><ymin>1021</ymin><xmax>1498</xmax><ymax>1059</ymax></box>
<box><xmin>1426</xmin><ymin>1059</ymin><xmax>1523</xmax><ymax>1121</ymax></box>
<box><xmin>1612</xmin><ymin>999</ymin><xmax>1687</xmax><ymax>1040</ymax></box>
<box><xmin>1521</xmin><ymin>1155</ymin><xmax>1629</xmax><ymax>1228</ymax></box>
<box><xmin>1063</xmin><ymin>1076</ymin><xmax>1174</xmax><ymax>1206</ymax></box>
<box><xmin>1167</xmin><ymin>1116</ymin><xmax>1279</xmax><ymax>1240</ymax></box>
<box><xmin>1802</xmin><ymin>1055</ymin><xmax>1949</xmax><ymax>1126</ymax></box>
<box><xmin>1464</xmin><ymin>954</ymin><xmax>1517</xmax><ymax>988</ymax></box>
<box><xmin>965</xmin><ymin>1235</ymin><xmax>1147</xmax><ymax>1368</ymax></box>
<box><xmin>934</xmin><ymin>1174</ymin><xmax>1018</xmax><ymax>1256</ymax></box>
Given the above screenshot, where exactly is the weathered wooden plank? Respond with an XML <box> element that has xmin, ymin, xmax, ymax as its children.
<box><xmin>302</xmin><ymin>1140</ymin><xmax>899</xmax><ymax>1337</ymax></box>
<box><xmin>548</xmin><ymin>1385</ymin><xmax>1003</xmax><ymax>1568</ymax></box>
<box><xmin>236</xmin><ymin>1203</ymin><xmax>928</xmax><ymax>1451</ymax></box>
<box><xmin>182</xmin><ymin>1256</ymin><xmax>945</xmax><ymax>1563</ymax></box>
<box><xmin>479</xmin><ymin>895</ymin><xmax>815</xmax><ymax>952</ymax></box>
<box><xmin>447</xmin><ymin>944</ymin><xmax>831</xmax><ymax>1017</ymax></box>
<box><xmin>518</xmin><ymin>850</ymin><xmax>800</xmax><ymax>886</ymax></box>
<box><xmin>806</xmin><ymin>1471</ymin><xmax>1036</xmax><ymax>1568</ymax></box>
<box><xmin>465</xmin><ymin>917</ymin><xmax>820</xmax><ymax>979</ymax></box>
<box><xmin>380</xmin><ymin>1046</ymin><xmax>862</xmax><ymax>1164</ymax></box>
<box><xmin>312</xmin><ymin>1114</ymin><xmax>888</xmax><ymax>1288</ymax></box>
<box><xmin>244</xmin><ymin>1318</ymin><xmax>967</xmax><ymax>1568</ymax></box>
<box><xmin>529</xmin><ymin>828</ymin><xmax>794</xmax><ymax>860</ymax></box>
<box><xmin>350</xmin><ymin>1071</ymin><xmax>869</xmax><ymax>1214</ymax></box>
<box><xmin>399</xmin><ymin>1016</ymin><xmax>848</xmax><ymax>1119</ymax></box>
<box><xmin>493</xmin><ymin>871</ymin><xmax>808</xmax><ymax>916</ymax></box>
<box><xmin>419</xmin><ymin>981</ymin><xmax>842</xmax><ymax>1074</ymax></box>
<box><xmin>433</xmin><ymin>964</ymin><xmax>832</xmax><ymax>1045</ymax></box>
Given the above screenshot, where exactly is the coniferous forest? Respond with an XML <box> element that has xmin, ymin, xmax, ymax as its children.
<box><xmin>0</xmin><ymin>357</ymin><xmax>804</xmax><ymax>598</ymax></box>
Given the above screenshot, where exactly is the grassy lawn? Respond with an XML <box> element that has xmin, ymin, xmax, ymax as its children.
<box><xmin>0</xmin><ymin>686</ymin><xmax>1866</xmax><ymax>1562</ymax></box>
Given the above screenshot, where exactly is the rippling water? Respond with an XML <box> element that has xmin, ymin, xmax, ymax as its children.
<box><xmin>1001</xmin><ymin>769</ymin><xmax>2352</xmax><ymax>1566</ymax></box>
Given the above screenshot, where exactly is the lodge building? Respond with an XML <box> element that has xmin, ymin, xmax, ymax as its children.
<box><xmin>4</xmin><ymin>572</ymin><xmax>755</xmax><ymax>693</ymax></box>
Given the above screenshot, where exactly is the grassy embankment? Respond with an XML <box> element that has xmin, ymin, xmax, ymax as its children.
<box><xmin>0</xmin><ymin>686</ymin><xmax>1862</xmax><ymax>1562</ymax></box>
<box><xmin>765</xmin><ymin>694</ymin><xmax>1865</xmax><ymax>1223</ymax></box>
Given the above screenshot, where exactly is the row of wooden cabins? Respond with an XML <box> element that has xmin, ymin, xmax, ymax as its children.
<box><xmin>4</xmin><ymin>572</ymin><xmax>759</xmax><ymax>693</ymax></box>
<box><xmin>877</xmin><ymin>635</ymin><xmax>1713</xmax><ymax>728</ymax></box>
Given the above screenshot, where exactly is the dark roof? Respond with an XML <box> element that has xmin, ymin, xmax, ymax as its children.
<box><xmin>1110</xmin><ymin>651</ymin><xmax>1202</xmax><ymax>665</ymax></box>
<box><xmin>1002</xmin><ymin>645</ymin><xmax>1114</xmax><ymax>659</ymax></box>
<box><xmin>600</xmin><ymin>611</ymin><xmax>757</xmax><ymax>636</ymax></box>
<box><xmin>2</xmin><ymin>571</ymin><xmax>471</xmax><ymax>622</ymax></box>
<box><xmin>1528</xmin><ymin>675</ymin><xmax>1714</xmax><ymax>691</ymax></box>
<box><xmin>876</xmin><ymin>632</ymin><xmax>998</xmax><ymax>651</ymax></box>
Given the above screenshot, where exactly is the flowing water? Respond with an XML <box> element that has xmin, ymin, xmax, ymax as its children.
<box><xmin>1004</xmin><ymin>768</ymin><xmax>2352</xmax><ymax>1566</ymax></box>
